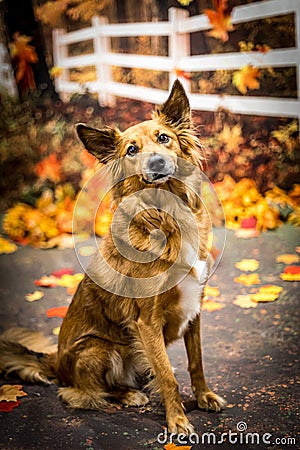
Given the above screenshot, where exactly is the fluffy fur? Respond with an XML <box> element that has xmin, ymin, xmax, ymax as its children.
<box><xmin>0</xmin><ymin>80</ymin><xmax>226</xmax><ymax>434</ymax></box>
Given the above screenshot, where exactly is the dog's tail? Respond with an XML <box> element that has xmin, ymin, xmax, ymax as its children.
<box><xmin>0</xmin><ymin>328</ymin><xmax>57</xmax><ymax>384</ymax></box>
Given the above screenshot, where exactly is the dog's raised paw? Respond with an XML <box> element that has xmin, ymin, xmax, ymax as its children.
<box><xmin>167</xmin><ymin>414</ymin><xmax>194</xmax><ymax>435</ymax></box>
<box><xmin>197</xmin><ymin>391</ymin><xmax>227</xmax><ymax>412</ymax></box>
<box><xmin>120</xmin><ymin>389</ymin><xmax>149</xmax><ymax>407</ymax></box>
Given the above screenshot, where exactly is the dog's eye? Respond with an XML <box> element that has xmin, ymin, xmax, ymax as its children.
<box><xmin>157</xmin><ymin>133</ymin><xmax>170</xmax><ymax>144</ymax></box>
<box><xmin>127</xmin><ymin>144</ymin><xmax>139</xmax><ymax>156</ymax></box>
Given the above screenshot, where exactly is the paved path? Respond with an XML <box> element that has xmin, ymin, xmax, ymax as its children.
<box><xmin>0</xmin><ymin>225</ymin><xmax>299</xmax><ymax>449</ymax></box>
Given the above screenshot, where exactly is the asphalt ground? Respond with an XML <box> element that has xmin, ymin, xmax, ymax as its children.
<box><xmin>0</xmin><ymin>224</ymin><xmax>299</xmax><ymax>450</ymax></box>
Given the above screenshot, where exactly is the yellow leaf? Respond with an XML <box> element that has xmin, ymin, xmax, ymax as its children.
<box><xmin>251</xmin><ymin>285</ymin><xmax>283</xmax><ymax>303</ymax></box>
<box><xmin>204</xmin><ymin>286</ymin><xmax>220</xmax><ymax>297</ymax></box>
<box><xmin>202</xmin><ymin>300</ymin><xmax>225</xmax><ymax>312</ymax></box>
<box><xmin>233</xmin><ymin>294</ymin><xmax>257</xmax><ymax>309</ymax></box>
<box><xmin>232</xmin><ymin>65</ymin><xmax>261</xmax><ymax>94</ymax></box>
<box><xmin>0</xmin><ymin>237</ymin><xmax>18</xmax><ymax>254</ymax></box>
<box><xmin>276</xmin><ymin>254</ymin><xmax>299</xmax><ymax>264</ymax></box>
<box><xmin>52</xmin><ymin>327</ymin><xmax>61</xmax><ymax>336</ymax></box>
<box><xmin>0</xmin><ymin>385</ymin><xmax>27</xmax><ymax>402</ymax></box>
<box><xmin>218</xmin><ymin>124</ymin><xmax>243</xmax><ymax>151</ymax></box>
<box><xmin>234</xmin><ymin>273</ymin><xmax>261</xmax><ymax>286</ymax></box>
<box><xmin>25</xmin><ymin>290</ymin><xmax>44</xmax><ymax>302</ymax></box>
<box><xmin>259</xmin><ymin>285</ymin><xmax>283</xmax><ymax>295</ymax></box>
<box><xmin>235</xmin><ymin>259</ymin><xmax>260</xmax><ymax>272</ymax></box>
<box><xmin>280</xmin><ymin>273</ymin><xmax>300</xmax><ymax>281</ymax></box>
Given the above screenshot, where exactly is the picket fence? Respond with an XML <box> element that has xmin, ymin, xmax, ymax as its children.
<box><xmin>52</xmin><ymin>0</ymin><xmax>300</xmax><ymax>121</ymax></box>
<box><xmin>0</xmin><ymin>43</ymin><xmax>17</xmax><ymax>97</ymax></box>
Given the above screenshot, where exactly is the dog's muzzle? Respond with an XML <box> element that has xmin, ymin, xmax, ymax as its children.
<box><xmin>142</xmin><ymin>154</ymin><xmax>175</xmax><ymax>184</ymax></box>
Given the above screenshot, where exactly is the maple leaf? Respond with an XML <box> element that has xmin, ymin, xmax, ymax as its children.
<box><xmin>47</xmin><ymin>306</ymin><xmax>69</xmax><ymax>318</ymax></box>
<box><xmin>232</xmin><ymin>65</ymin><xmax>261</xmax><ymax>94</ymax></box>
<box><xmin>35</xmin><ymin>153</ymin><xmax>62</xmax><ymax>183</ymax></box>
<box><xmin>0</xmin><ymin>385</ymin><xmax>27</xmax><ymax>402</ymax></box>
<box><xmin>218</xmin><ymin>124</ymin><xmax>244</xmax><ymax>151</ymax></box>
<box><xmin>9</xmin><ymin>33</ymin><xmax>38</xmax><ymax>93</ymax></box>
<box><xmin>276</xmin><ymin>254</ymin><xmax>299</xmax><ymax>264</ymax></box>
<box><xmin>0</xmin><ymin>400</ymin><xmax>21</xmax><ymax>412</ymax></box>
<box><xmin>251</xmin><ymin>284</ymin><xmax>283</xmax><ymax>303</ymax></box>
<box><xmin>235</xmin><ymin>259</ymin><xmax>260</xmax><ymax>272</ymax></box>
<box><xmin>234</xmin><ymin>273</ymin><xmax>261</xmax><ymax>286</ymax></box>
<box><xmin>25</xmin><ymin>290</ymin><xmax>44</xmax><ymax>302</ymax></box>
<box><xmin>233</xmin><ymin>294</ymin><xmax>257</xmax><ymax>309</ymax></box>
<box><xmin>204</xmin><ymin>0</ymin><xmax>234</xmax><ymax>43</ymax></box>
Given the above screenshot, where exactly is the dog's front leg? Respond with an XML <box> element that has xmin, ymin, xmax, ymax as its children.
<box><xmin>137</xmin><ymin>318</ymin><xmax>193</xmax><ymax>435</ymax></box>
<box><xmin>184</xmin><ymin>313</ymin><xmax>227</xmax><ymax>412</ymax></box>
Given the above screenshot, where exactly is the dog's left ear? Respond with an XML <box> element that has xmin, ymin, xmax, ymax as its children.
<box><xmin>155</xmin><ymin>79</ymin><xmax>191</xmax><ymax>127</ymax></box>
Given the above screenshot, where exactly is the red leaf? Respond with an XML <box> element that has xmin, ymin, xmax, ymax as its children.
<box><xmin>283</xmin><ymin>266</ymin><xmax>300</xmax><ymax>274</ymax></box>
<box><xmin>46</xmin><ymin>306</ymin><xmax>69</xmax><ymax>318</ymax></box>
<box><xmin>0</xmin><ymin>400</ymin><xmax>21</xmax><ymax>412</ymax></box>
<box><xmin>241</xmin><ymin>217</ymin><xmax>257</xmax><ymax>229</ymax></box>
<box><xmin>51</xmin><ymin>268</ymin><xmax>74</xmax><ymax>278</ymax></box>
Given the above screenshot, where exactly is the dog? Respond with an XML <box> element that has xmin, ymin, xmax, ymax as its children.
<box><xmin>0</xmin><ymin>80</ymin><xmax>226</xmax><ymax>434</ymax></box>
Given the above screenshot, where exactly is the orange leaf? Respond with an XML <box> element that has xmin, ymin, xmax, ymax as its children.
<box><xmin>46</xmin><ymin>306</ymin><xmax>69</xmax><ymax>318</ymax></box>
<box><xmin>202</xmin><ymin>300</ymin><xmax>225</xmax><ymax>312</ymax></box>
<box><xmin>234</xmin><ymin>273</ymin><xmax>261</xmax><ymax>286</ymax></box>
<box><xmin>232</xmin><ymin>65</ymin><xmax>261</xmax><ymax>94</ymax></box>
<box><xmin>35</xmin><ymin>153</ymin><xmax>62</xmax><ymax>183</ymax></box>
<box><xmin>0</xmin><ymin>384</ymin><xmax>27</xmax><ymax>402</ymax></box>
<box><xmin>204</xmin><ymin>0</ymin><xmax>234</xmax><ymax>42</ymax></box>
<box><xmin>0</xmin><ymin>237</ymin><xmax>18</xmax><ymax>254</ymax></box>
<box><xmin>276</xmin><ymin>254</ymin><xmax>299</xmax><ymax>264</ymax></box>
<box><xmin>164</xmin><ymin>443</ymin><xmax>192</xmax><ymax>450</ymax></box>
<box><xmin>280</xmin><ymin>265</ymin><xmax>300</xmax><ymax>281</ymax></box>
<box><xmin>9</xmin><ymin>33</ymin><xmax>38</xmax><ymax>92</ymax></box>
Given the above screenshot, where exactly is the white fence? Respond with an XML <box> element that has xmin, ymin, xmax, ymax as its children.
<box><xmin>0</xmin><ymin>43</ymin><xmax>17</xmax><ymax>97</ymax></box>
<box><xmin>53</xmin><ymin>0</ymin><xmax>300</xmax><ymax>122</ymax></box>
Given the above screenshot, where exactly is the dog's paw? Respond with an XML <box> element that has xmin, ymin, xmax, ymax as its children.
<box><xmin>120</xmin><ymin>389</ymin><xmax>149</xmax><ymax>407</ymax></box>
<box><xmin>197</xmin><ymin>391</ymin><xmax>227</xmax><ymax>412</ymax></box>
<box><xmin>167</xmin><ymin>413</ymin><xmax>194</xmax><ymax>435</ymax></box>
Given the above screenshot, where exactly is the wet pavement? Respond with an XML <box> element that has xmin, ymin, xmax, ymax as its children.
<box><xmin>0</xmin><ymin>224</ymin><xmax>299</xmax><ymax>450</ymax></box>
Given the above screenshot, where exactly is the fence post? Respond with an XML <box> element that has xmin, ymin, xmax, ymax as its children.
<box><xmin>168</xmin><ymin>8</ymin><xmax>191</xmax><ymax>94</ymax></box>
<box><xmin>52</xmin><ymin>28</ymin><xmax>69</xmax><ymax>100</ymax></box>
<box><xmin>92</xmin><ymin>16</ymin><xmax>115</xmax><ymax>107</ymax></box>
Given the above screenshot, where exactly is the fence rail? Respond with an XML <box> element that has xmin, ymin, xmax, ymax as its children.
<box><xmin>52</xmin><ymin>0</ymin><xmax>300</xmax><ymax>122</ymax></box>
<box><xmin>0</xmin><ymin>43</ymin><xmax>17</xmax><ymax>97</ymax></box>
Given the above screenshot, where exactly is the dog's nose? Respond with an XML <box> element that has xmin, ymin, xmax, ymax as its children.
<box><xmin>148</xmin><ymin>154</ymin><xmax>166</xmax><ymax>173</ymax></box>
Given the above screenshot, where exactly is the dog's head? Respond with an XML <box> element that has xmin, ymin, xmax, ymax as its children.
<box><xmin>76</xmin><ymin>80</ymin><xmax>204</xmax><ymax>188</ymax></box>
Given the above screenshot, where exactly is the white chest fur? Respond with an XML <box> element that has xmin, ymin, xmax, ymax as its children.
<box><xmin>177</xmin><ymin>272</ymin><xmax>205</xmax><ymax>337</ymax></box>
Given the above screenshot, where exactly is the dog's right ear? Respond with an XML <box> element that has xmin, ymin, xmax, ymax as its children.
<box><xmin>76</xmin><ymin>123</ymin><xmax>120</xmax><ymax>164</ymax></box>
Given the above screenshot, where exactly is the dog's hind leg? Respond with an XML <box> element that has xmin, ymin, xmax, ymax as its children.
<box><xmin>57</xmin><ymin>339</ymin><xmax>149</xmax><ymax>409</ymax></box>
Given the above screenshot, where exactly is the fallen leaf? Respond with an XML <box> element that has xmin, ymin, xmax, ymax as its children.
<box><xmin>234</xmin><ymin>273</ymin><xmax>261</xmax><ymax>286</ymax></box>
<box><xmin>0</xmin><ymin>385</ymin><xmax>27</xmax><ymax>402</ymax></box>
<box><xmin>52</xmin><ymin>327</ymin><xmax>60</xmax><ymax>336</ymax></box>
<box><xmin>25</xmin><ymin>290</ymin><xmax>44</xmax><ymax>302</ymax></box>
<box><xmin>0</xmin><ymin>400</ymin><xmax>21</xmax><ymax>412</ymax></box>
<box><xmin>240</xmin><ymin>217</ymin><xmax>257</xmax><ymax>229</ymax></box>
<box><xmin>34</xmin><ymin>275</ymin><xmax>58</xmax><ymax>287</ymax></box>
<box><xmin>235</xmin><ymin>259</ymin><xmax>260</xmax><ymax>272</ymax></box>
<box><xmin>56</xmin><ymin>273</ymin><xmax>84</xmax><ymax>294</ymax></box>
<box><xmin>280</xmin><ymin>265</ymin><xmax>300</xmax><ymax>281</ymax></box>
<box><xmin>218</xmin><ymin>123</ymin><xmax>244</xmax><ymax>152</ymax></box>
<box><xmin>78</xmin><ymin>246</ymin><xmax>97</xmax><ymax>256</ymax></box>
<box><xmin>276</xmin><ymin>254</ymin><xmax>299</xmax><ymax>264</ymax></box>
<box><xmin>251</xmin><ymin>285</ymin><xmax>283</xmax><ymax>302</ymax></box>
<box><xmin>202</xmin><ymin>300</ymin><xmax>225</xmax><ymax>312</ymax></box>
<box><xmin>9</xmin><ymin>33</ymin><xmax>38</xmax><ymax>92</ymax></box>
<box><xmin>46</xmin><ymin>306</ymin><xmax>69</xmax><ymax>318</ymax></box>
<box><xmin>233</xmin><ymin>294</ymin><xmax>257</xmax><ymax>308</ymax></box>
<box><xmin>51</xmin><ymin>268</ymin><xmax>74</xmax><ymax>278</ymax></box>
<box><xmin>204</xmin><ymin>286</ymin><xmax>220</xmax><ymax>297</ymax></box>
<box><xmin>35</xmin><ymin>153</ymin><xmax>62</xmax><ymax>183</ymax></box>
<box><xmin>0</xmin><ymin>237</ymin><xmax>18</xmax><ymax>254</ymax></box>
<box><xmin>232</xmin><ymin>65</ymin><xmax>261</xmax><ymax>94</ymax></box>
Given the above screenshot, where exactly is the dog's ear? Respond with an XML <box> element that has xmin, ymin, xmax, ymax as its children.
<box><xmin>76</xmin><ymin>123</ymin><xmax>120</xmax><ymax>164</ymax></box>
<box><xmin>155</xmin><ymin>79</ymin><xmax>191</xmax><ymax>127</ymax></box>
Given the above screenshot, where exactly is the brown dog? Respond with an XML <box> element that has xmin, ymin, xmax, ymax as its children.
<box><xmin>0</xmin><ymin>80</ymin><xmax>226</xmax><ymax>434</ymax></box>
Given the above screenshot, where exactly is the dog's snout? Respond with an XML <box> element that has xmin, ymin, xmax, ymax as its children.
<box><xmin>149</xmin><ymin>154</ymin><xmax>166</xmax><ymax>173</ymax></box>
